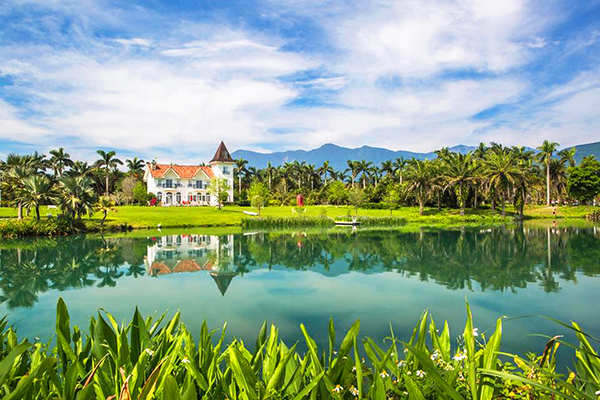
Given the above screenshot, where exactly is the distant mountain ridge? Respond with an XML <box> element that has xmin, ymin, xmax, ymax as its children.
<box><xmin>232</xmin><ymin>141</ymin><xmax>600</xmax><ymax>171</ymax></box>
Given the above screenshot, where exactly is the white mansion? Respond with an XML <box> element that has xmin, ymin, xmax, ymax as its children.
<box><xmin>143</xmin><ymin>142</ymin><xmax>235</xmax><ymax>206</ymax></box>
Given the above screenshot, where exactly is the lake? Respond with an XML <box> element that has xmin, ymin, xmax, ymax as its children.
<box><xmin>1</xmin><ymin>222</ymin><xmax>599</xmax><ymax>365</ymax></box>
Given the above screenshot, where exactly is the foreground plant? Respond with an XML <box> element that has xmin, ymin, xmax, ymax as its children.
<box><xmin>0</xmin><ymin>300</ymin><xmax>598</xmax><ymax>399</ymax></box>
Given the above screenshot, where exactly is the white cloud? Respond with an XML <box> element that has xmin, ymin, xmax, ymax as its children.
<box><xmin>113</xmin><ymin>38</ymin><xmax>153</xmax><ymax>47</ymax></box>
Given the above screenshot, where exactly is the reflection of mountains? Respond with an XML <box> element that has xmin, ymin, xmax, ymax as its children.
<box><xmin>0</xmin><ymin>225</ymin><xmax>599</xmax><ymax>309</ymax></box>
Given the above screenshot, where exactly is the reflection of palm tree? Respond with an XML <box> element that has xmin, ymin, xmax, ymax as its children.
<box><xmin>126</xmin><ymin>263</ymin><xmax>146</xmax><ymax>279</ymax></box>
<box><xmin>95</xmin><ymin>267</ymin><xmax>124</xmax><ymax>288</ymax></box>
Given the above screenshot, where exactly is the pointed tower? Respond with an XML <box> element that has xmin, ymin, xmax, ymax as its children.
<box><xmin>210</xmin><ymin>271</ymin><xmax>236</xmax><ymax>296</ymax></box>
<box><xmin>209</xmin><ymin>141</ymin><xmax>235</xmax><ymax>205</ymax></box>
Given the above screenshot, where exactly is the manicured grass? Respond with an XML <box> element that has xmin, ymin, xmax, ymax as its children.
<box><xmin>1</xmin><ymin>204</ymin><xmax>597</xmax><ymax>231</ymax></box>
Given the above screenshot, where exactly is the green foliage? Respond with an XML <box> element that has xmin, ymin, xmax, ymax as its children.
<box><xmin>0</xmin><ymin>218</ymin><xmax>80</xmax><ymax>238</ymax></box>
<box><xmin>133</xmin><ymin>181</ymin><xmax>151</xmax><ymax>204</ymax></box>
<box><xmin>248</xmin><ymin>181</ymin><xmax>270</xmax><ymax>213</ymax></box>
<box><xmin>209</xmin><ymin>177</ymin><xmax>231</xmax><ymax>210</ymax></box>
<box><xmin>567</xmin><ymin>156</ymin><xmax>600</xmax><ymax>202</ymax></box>
<box><xmin>0</xmin><ymin>299</ymin><xmax>598</xmax><ymax>399</ymax></box>
<box><xmin>347</xmin><ymin>187</ymin><xmax>365</xmax><ymax>215</ymax></box>
<box><xmin>327</xmin><ymin>181</ymin><xmax>348</xmax><ymax>205</ymax></box>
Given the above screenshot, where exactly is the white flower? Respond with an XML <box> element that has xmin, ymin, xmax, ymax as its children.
<box><xmin>182</xmin><ymin>357</ymin><xmax>190</xmax><ymax>364</ymax></box>
<box><xmin>352</xmin><ymin>366</ymin><xmax>357</xmax><ymax>372</ymax></box>
<box><xmin>444</xmin><ymin>364</ymin><xmax>455</xmax><ymax>371</ymax></box>
<box><xmin>595</xmin><ymin>389</ymin><xmax>600</xmax><ymax>396</ymax></box>
<box><xmin>349</xmin><ymin>386</ymin><xmax>359</xmax><ymax>396</ymax></box>
<box><xmin>403</xmin><ymin>348</ymin><xmax>409</xmax><ymax>353</ymax></box>
<box><xmin>145</xmin><ymin>348</ymin><xmax>155</xmax><ymax>356</ymax></box>
<box><xmin>390</xmin><ymin>353</ymin><xmax>394</xmax><ymax>357</ymax></box>
<box><xmin>472</xmin><ymin>328</ymin><xmax>479</xmax><ymax>337</ymax></box>
<box><xmin>380</xmin><ymin>370</ymin><xmax>389</xmax><ymax>378</ymax></box>
<box><xmin>430</xmin><ymin>352</ymin><xmax>439</xmax><ymax>361</ymax></box>
<box><xmin>333</xmin><ymin>351</ymin><xmax>338</xmax><ymax>355</ymax></box>
<box><xmin>332</xmin><ymin>385</ymin><xmax>343</xmax><ymax>393</ymax></box>
<box><xmin>416</xmin><ymin>370</ymin><xmax>426</xmax><ymax>378</ymax></box>
<box><xmin>397</xmin><ymin>360</ymin><xmax>405</xmax><ymax>368</ymax></box>
<box><xmin>453</xmin><ymin>352</ymin><xmax>467</xmax><ymax>362</ymax></box>
<box><xmin>406</xmin><ymin>370</ymin><xmax>412</xmax><ymax>375</ymax></box>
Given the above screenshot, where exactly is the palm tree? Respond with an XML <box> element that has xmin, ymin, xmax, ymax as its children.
<box><xmin>393</xmin><ymin>157</ymin><xmax>407</xmax><ymax>184</ymax></box>
<box><xmin>558</xmin><ymin>147</ymin><xmax>577</xmax><ymax>167</ymax></box>
<box><xmin>16</xmin><ymin>175</ymin><xmax>57</xmax><ymax>220</ymax></box>
<box><xmin>94</xmin><ymin>196</ymin><xmax>116</xmax><ymax>227</ymax></box>
<box><xmin>357</xmin><ymin>160</ymin><xmax>373</xmax><ymax>188</ymax></box>
<box><xmin>485</xmin><ymin>150</ymin><xmax>524</xmax><ymax>216</ymax></box>
<box><xmin>95</xmin><ymin>150</ymin><xmax>123</xmax><ymax>196</ymax></box>
<box><xmin>68</xmin><ymin>161</ymin><xmax>94</xmax><ymax>178</ymax></box>
<box><xmin>49</xmin><ymin>148</ymin><xmax>74</xmax><ymax>178</ymax></box>
<box><xmin>442</xmin><ymin>153</ymin><xmax>479</xmax><ymax>216</ymax></box>
<box><xmin>291</xmin><ymin>161</ymin><xmax>306</xmax><ymax>189</ymax></box>
<box><xmin>318</xmin><ymin>161</ymin><xmax>334</xmax><ymax>185</ymax></box>
<box><xmin>405</xmin><ymin>159</ymin><xmax>433</xmax><ymax>215</ymax></box>
<box><xmin>234</xmin><ymin>159</ymin><xmax>248</xmax><ymax>195</ymax></box>
<box><xmin>265</xmin><ymin>162</ymin><xmax>276</xmax><ymax>190</ymax></box>
<box><xmin>305</xmin><ymin>164</ymin><xmax>318</xmax><ymax>190</ymax></box>
<box><xmin>126</xmin><ymin>157</ymin><xmax>145</xmax><ymax>178</ymax></box>
<box><xmin>535</xmin><ymin>140</ymin><xmax>559</xmax><ymax>206</ymax></box>
<box><xmin>381</xmin><ymin>160</ymin><xmax>395</xmax><ymax>179</ymax></box>
<box><xmin>346</xmin><ymin>160</ymin><xmax>360</xmax><ymax>188</ymax></box>
<box><xmin>6</xmin><ymin>164</ymin><xmax>32</xmax><ymax>220</ymax></box>
<box><xmin>59</xmin><ymin>176</ymin><xmax>96</xmax><ymax>220</ymax></box>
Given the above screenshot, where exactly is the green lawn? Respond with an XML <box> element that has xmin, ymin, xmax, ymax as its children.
<box><xmin>1</xmin><ymin>204</ymin><xmax>597</xmax><ymax>230</ymax></box>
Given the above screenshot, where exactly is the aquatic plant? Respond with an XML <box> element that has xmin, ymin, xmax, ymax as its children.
<box><xmin>0</xmin><ymin>299</ymin><xmax>598</xmax><ymax>399</ymax></box>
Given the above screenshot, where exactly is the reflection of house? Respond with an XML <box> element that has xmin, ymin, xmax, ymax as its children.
<box><xmin>144</xmin><ymin>234</ymin><xmax>236</xmax><ymax>295</ymax></box>
<box><xmin>143</xmin><ymin>142</ymin><xmax>234</xmax><ymax>206</ymax></box>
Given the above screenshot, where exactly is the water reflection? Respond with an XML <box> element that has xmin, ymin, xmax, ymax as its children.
<box><xmin>0</xmin><ymin>224</ymin><xmax>599</xmax><ymax>310</ymax></box>
<box><xmin>145</xmin><ymin>234</ymin><xmax>236</xmax><ymax>295</ymax></box>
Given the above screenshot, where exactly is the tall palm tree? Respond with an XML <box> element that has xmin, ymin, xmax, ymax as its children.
<box><xmin>95</xmin><ymin>150</ymin><xmax>123</xmax><ymax>196</ymax></box>
<box><xmin>405</xmin><ymin>159</ymin><xmax>433</xmax><ymax>215</ymax></box>
<box><xmin>126</xmin><ymin>157</ymin><xmax>145</xmax><ymax>178</ymax></box>
<box><xmin>381</xmin><ymin>160</ymin><xmax>395</xmax><ymax>179</ymax></box>
<box><xmin>535</xmin><ymin>140</ymin><xmax>559</xmax><ymax>206</ymax></box>
<box><xmin>16</xmin><ymin>175</ymin><xmax>58</xmax><ymax>220</ymax></box>
<box><xmin>318</xmin><ymin>161</ymin><xmax>334</xmax><ymax>185</ymax></box>
<box><xmin>357</xmin><ymin>160</ymin><xmax>373</xmax><ymax>188</ymax></box>
<box><xmin>68</xmin><ymin>161</ymin><xmax>94</xmax><ymax>178</ymax></box>
<box><xmin>393</xmin><ymin>157</ymin><xmax>407</xmax><ymax>184</ymax></box>
<box><xmin>485</xmin><ymin>150</ymin><xmax>524</xmax><ymax>216</ymax></box>
<box><xmin>6</xmin><ymin>162</ymin><xmax>35</xmax><ymax>220</ymax></box>
<box><xmin>291</xmin><ymin>160</ymin><xmax>306</xmax><ymax>189</ymax></box>
<box><xmin>265</xmin><ymin>162</ymin><xmax>276</xmax><ymax>190</ymax></box>
<box><xmin>234</xmin><ymin>158</ymin><xmax>248</xmax><ymax>195</ymax></box>
<box><xmin>442</xmin><ymin>153</ymin><xmax>479</xmax><ymax>216</ymax></box>
<box><xmin>305</xmin><ymin>164</ymin><xmax>318</xmax><ymax>190</ymax></box>
<box><xmin>346</xmin><ymin>160</ymin><xmax>360</xmax><ymax>188</ymax></box>
<box><xmin>558</xmin><ymin>147</ymin><xmax>577</xmax><ymax>167</ymax></box>
<box><xmin>49</xmin><ymin>148</ymin><xmax>74</xmax><ymax>178</ymax></box>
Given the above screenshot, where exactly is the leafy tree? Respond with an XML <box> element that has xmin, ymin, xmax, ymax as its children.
<box><xmin>209</xmin><ymin>177</ymin><xmax>230</xmax><ymax>210</ymax></box>
<box><xmin>132</xmin><ymin>181</ymin><xmax>149</xmax><ymax>204</ymax></box>
<box><xmin>536</xmin><ymin>140</ymin><xmax>559</xmax><ymax>206</ymax></box>
<box><xmin>383</xmin><ymin>187</ymin><xmax>399</xmax><ymax>215</ymax></box>
<box><xmin>347</xmin><ymin>187</ymin><xmax>365</xmax><ymax>215</ymax></box>
<box><xmin>248</xmin><ymin>181</ymin><xmax>269</xmax><ymax>214</ymax></box>
<box><xmin>327</xmin><ymin>181</ymin><xmax>347</xmax><ymax>205</ymax></box>
<box><xmin>567</xmin><ymin>156</ymin><xmax>600</xmax><ymax>203</ymax></box>
<box><xmin>234</xmin><ymin>159</ymin><xmax>248</xmax><ymax>195</ymax></box>
<box><xmin>485</xmin><ymin>150</ymin><xmax>523</xmax><ymax>217</ymax></box>
<box><xmin>441</xmin><ymin>153</ymin><xmax>480</xmax><ymax>216</ymax></box>
<box><xmin>59</xmin><ymin>176</ymin><xmax>96</xmax><ymax>220</ymax></box>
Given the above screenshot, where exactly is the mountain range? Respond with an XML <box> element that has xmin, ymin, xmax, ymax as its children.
<box><xmin>232</xmin><ymin>141</ymin><xmax>600</xmax><ymax>171</ymax></box>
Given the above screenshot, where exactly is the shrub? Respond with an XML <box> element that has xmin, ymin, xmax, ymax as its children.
<box><xmin>0</xmin><ymin>218</ymin><xmax>81</xmax><ymax>237</ymax></box>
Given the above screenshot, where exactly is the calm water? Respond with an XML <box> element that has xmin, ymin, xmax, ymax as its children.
<box><xmin>1</xmin><ymin>223</ymin><xmax>599</xmax><ymax>364</ymax></box>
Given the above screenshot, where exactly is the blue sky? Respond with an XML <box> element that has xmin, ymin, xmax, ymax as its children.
<box><xmin>0</xmin><ymin>0</ymin><xmax>599</xmax><ymax>162</ymax></box>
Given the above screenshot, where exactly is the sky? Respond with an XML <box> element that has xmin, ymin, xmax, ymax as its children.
<box><xmin>0</xmin><ymin>0</ymin><xmax>599</xmax><ymax>163</ymax></box>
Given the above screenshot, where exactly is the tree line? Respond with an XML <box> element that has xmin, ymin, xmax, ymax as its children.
<box><xmin>0</xmin><ymin>149</ymin><xmax>148</xmax><ymax>223</ymax></box>
<box><xmin>235</xmin><ymin>141</ymin><xmax>600</xmax><ymax>215</ymax></box>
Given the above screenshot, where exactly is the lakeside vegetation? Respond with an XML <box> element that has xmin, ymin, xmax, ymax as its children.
<box><xmin>0</xmin><ymin>298</ymin><xmax>598</xmax><ymax>399</ymax></box>
<box><xmin>1</xmin><ymin>141</ymin><xmax>599</xmax><ymax>236</ymax></box>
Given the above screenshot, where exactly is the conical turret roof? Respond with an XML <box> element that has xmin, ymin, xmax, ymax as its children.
<box><xmin>210</xmin><ymin>141</ymin><xmax>234</xmax><ymax>163</ymax></box>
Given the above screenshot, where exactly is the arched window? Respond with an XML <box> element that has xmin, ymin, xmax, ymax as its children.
<box><xmin>165</xmin><ymin>193</ymin><xmax>173</xmax><ymax>204</ymax></box>
<box><xmin>157</xmin><ymin>192</ymin><xmax>163</xmax><ymax>202</ymax></box>
<box><xmin>176</xmin><ymin>192</ymin><xmax>181</xmax><ymax>204</ymax></box>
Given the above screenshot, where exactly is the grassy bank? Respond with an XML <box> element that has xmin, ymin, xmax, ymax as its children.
<box><xmin>0</xmin><ymin>204</ymin><xmax>597</xmax><ymax>236</ymax></box>
<box><xmin>0</xmin><ymin>298</ymin><xmax>597</xmax><ymax>399</ymax></box>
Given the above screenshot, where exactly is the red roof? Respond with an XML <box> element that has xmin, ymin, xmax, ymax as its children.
<box><xmin>147</xmin><ymin>163</ymin><xmax>214</xmax><ymax>179</ymax></box>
